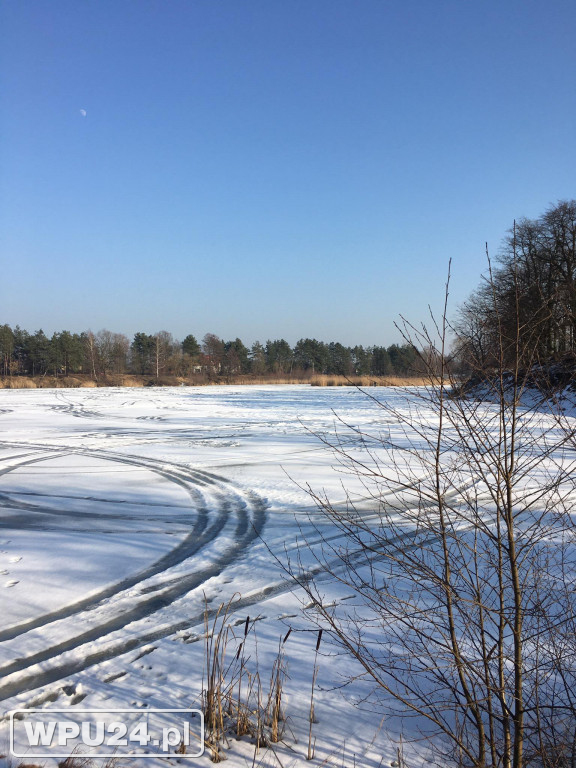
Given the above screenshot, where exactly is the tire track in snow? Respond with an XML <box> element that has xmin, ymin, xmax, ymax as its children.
<box><xmin>0</xmin><ymin>523</ymin><xmax>432</xmax><ymax>703</ymax></box>
<box><xmin>0</xmin><ymin>456</ymin><xmax>487</xmax><ymax>703</ymax></box>
<box><xmin>0</xmin><ymin>490</ymin><xmax>266</xmax><ymax>683</ymax></box>
<box><xmin>0</xmin><ymin>448</ymin><xmax>265</xmax><ymax>644</ymax></box>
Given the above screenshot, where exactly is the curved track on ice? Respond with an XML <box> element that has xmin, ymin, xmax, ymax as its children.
<box><xmin>0</xmin><ymin>442</ymin><xmax>268</xmax><ymax>702</ymax></box>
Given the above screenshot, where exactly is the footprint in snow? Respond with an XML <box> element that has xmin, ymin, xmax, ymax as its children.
<box><xmin>9</xmin><ymin>556</ymin><xmax>22</xmax><ymax>563</ymax></box>
<box><xmin>103</xmin><ymin>671</ymin><xmax>127</xmax><ymax>683</ymax></box>
<box><xmin>5</xmin><ymin>580</ymin><xmax>19</xmax><ymax>588</ymax></box>
<box><xmin>0</xmin><ymin>570</ymin><xmax>8</xmax><ymax>576</ymax></box>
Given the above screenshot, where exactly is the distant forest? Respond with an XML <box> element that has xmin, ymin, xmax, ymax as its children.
<box><xmin>0</xmin><ymin>325</ymin><xmax>420</xmax><ymax>380</ymax></box>
<box><xmin>6</xmin><ymin>200</ymin><xmax>573</xmax><ymax>385</ymax></box>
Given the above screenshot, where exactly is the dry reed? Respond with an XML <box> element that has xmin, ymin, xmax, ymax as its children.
<box><xmin>0</xmin><ymin>377</ymin><xmax>37</xmax><ymax>388</ymax></box>
<box><xmin>307</xmin><ymin>629</ymin><xmax>322</xmax><ymax>761</ymax></box>
<box><xmin>200</xmin><ymin>597</ymin><xmax>302</xmax><ymax>763</ymax></box>
<box><xmin>309</xmin><ymin>374</ymin><xmax>429</xmax><ymax>387</ymax></box>
<box><xmin>0</xmin><ymin>373</ymin><xmax>428</xmax><ymax>389</ymax></box>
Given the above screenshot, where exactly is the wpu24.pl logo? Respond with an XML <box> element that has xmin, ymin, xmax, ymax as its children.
<box><xmin>9</xmin><ymin>709</ymin><xmax>205</xmax><ymax>759</ymax></box>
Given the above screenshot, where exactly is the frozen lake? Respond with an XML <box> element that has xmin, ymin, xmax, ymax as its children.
<box><xmin>2</xmin><ymin>384</ymin><xmax>570</xmax><ymax>767</ymax></box>
<box><xmin>0</xmin><ymin>384</ymin><xmax>425</xmax><ymax>766</ymax></box>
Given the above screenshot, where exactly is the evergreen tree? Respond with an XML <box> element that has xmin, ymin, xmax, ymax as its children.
<box><xmin>293</xmin><ymin>338</ymin><xmax>328</xmax><ymax>373</ymax></box>
<box><xmin>28</xmin><ymin>330</ymin><xmax>50</xmax><ymax>375</ymax></box>
<box><xmin>131</xmin><ymin>332</ymin><xmax>155</xmax><ymax>375</ymax></box>
<box><xmin>12</xmin><ymin>326</ymin><xmax>30</xmax><ymax>374</ymax></box>
<box><xmin>387</xmin><ymin>343</ymin><xmax>418</xmax><ymax>375</ymax></box>
<box><xmin>0</xmin><ymin>325</ymin><xmax>15</xmax><ymax>376</ymax></box>
<box><xmin>326</xmin><ymin>342</ymin><xmax>352</xmax><ymax>375</ymax></box>
<box><xmin>352</xmin><ymin>345</ymin><xmax>372</xmax><ymax>376</ymax></box>
<box><xmin>49</xmin><ymin>331</ymin><xmax>84</xmax><ymax>375</ymax></box>
<box><xmin>223</xmin><ymin>338</ymin><xmax>250</xmax><ymax>375</ymax></box>
<box><xmin>249</xmin><ymin>341</ymin><xmax>267</xmax><ymax>375</ymax></box>
<box><xmin>182</xmin><ymin>334</ymin><xmax>200</xmax><ymax>358</ymax></box>
<box><xmin>371</xmin><ymin>346</ymin><xmax>391</xmax><ymax>375</ymax></box>
<box><xmin>265</xmin><ymin>339</ymin><xmax>293</xmax><ymax>373</ymax></box>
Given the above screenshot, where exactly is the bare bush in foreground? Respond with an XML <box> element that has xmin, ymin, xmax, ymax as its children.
<box><xmin>293</xmin><ymin>269</ymin><xmax>576</xmax><ymax>768</ymax></box>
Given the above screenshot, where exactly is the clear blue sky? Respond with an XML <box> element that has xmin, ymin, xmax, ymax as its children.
<box><xmin>1</xmin><ymin>0</ymin><xmax>574</xmax><ymax>347</ymax></box>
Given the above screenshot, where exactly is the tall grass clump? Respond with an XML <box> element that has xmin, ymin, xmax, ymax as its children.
<box><xmin>201</xmin><ymin>598</ymin><xmax>297</xmax><ymax>762</ymax></box>
<box><xmin>0</xmin><ymin>377</ymin><xmax>37</xmax><ymax>388</ymax></box>
<box><xmin>309</xmin><ymin>374</ymin><xmax>429</xmax><ymax>387</ymax></box>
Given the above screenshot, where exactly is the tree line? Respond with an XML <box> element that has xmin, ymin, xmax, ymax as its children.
<box><xmin>455</xmin><ymin>199</ymin><xmax>576</xmax><ymax>373</ymax></box>
<box><xmin>0</xmin><ymin>325</ymin><xmax>419</xmax><ymax>380</ymax></box>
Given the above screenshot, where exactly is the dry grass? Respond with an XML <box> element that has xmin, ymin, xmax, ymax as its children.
<box><xmin>106</xmin><ymin>375</ymin><xmax>145</xmax><ymax>388</ymax></box>
<box><xmin>0</xmin><ymin>377</ymin><xmax>37</xmax><ymax>388</ymax></box>
<box><xmin>0</xmin><ymin>373</ymin><xmax>431</xmax><ymax>389</ymax></box>
<box><xmin>9</xmin><ymin>598</ymin><xmax>319</xmax><ymax>765</ymax></box>
<box><xmin>309</xmin><ymin>374</ymin><xmax>429</xmax><ymax>387</ymax></box>
<box><xmin>200</xmin><ymin>597</ymin><xmax>302</xmax><ymax>763</ymax></box>
<box><xmin>265</xmin><ymin>634</ymin><xmax>289</xmax><ymax>743</ymax></box>
<box><xmin>228</xmin><ymin>375</ymin><xmax>312</xmax><ymax>386</ymax></box>
<box><xmin>61</xmin><ymin>377</ymin><xmax>97</xmax><ymax>388</ymax></box>
<box><xmin>0</xmin><ymin>376</ymin><xmax>96</xmax><ymax>389</ymax></box>
<box><xmin>16</xmin><ymin>764</ymin><xmax>44</xmax><ymax>768</ymax></box>
<box><xmin>202</xmin><ymin>599</ymin><xmax>236</xmax><ymax>760</ymax></box>
<box><xmin>307</xmin><ymin>630</ymin><xmax>322</xmax><ymax>761</ymax></box>
<box><xmin>57</xmin><ymin>752</ymin><xmax>122</xmax><ymax>768</ymax></box>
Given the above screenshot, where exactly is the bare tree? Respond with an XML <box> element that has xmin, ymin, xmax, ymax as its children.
<box><xmin>84</xmin><ymin>330</ymin><xmax>100</xmax><ymax>380</ymax></box>
<box><xmin>291</xmin><ymin>267</ymin><xmax>576</xmax><ymax>768</ymax></box>
<box><xmin>456</xmin><ymin>201</ymin><xmax>576</xmax><ymax>370</ymax></box>
<box><xmin>153</xmin><ymin>330</ymin><xmax>175</xmax><ymax>380</ymax></box>
<box><xmin>202</xmin><ymin>333</ymin><xmax>225</xmax><ymax>378</ymax></box>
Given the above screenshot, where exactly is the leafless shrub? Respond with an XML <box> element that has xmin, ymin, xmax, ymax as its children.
<box><xmin>291</xmin><ymin>263</ymin><xmax>576</xmax><ymax>768</ymax></box>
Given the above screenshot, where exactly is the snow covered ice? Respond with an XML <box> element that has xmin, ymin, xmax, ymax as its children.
<box><xmin>0</xmin><ymin>384</ymin><xmax>426</xmax><ymax>767</ymax></box>
<box><xmin>1</xmin><ymin>384</ymin><xmax>570</xmax><ymax>766</ymax></box>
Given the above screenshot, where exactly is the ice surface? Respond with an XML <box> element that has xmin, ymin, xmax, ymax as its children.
<box><xmin>0</xmin><ymin>385</ymin><xmax>571</xmax><ymax>766</ymax></box>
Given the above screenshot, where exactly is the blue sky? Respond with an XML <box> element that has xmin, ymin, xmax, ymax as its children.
<box><xmin>1</xmin><ymin>0</ymin><xmax>575</xmax><ymax>347</ymax></box>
